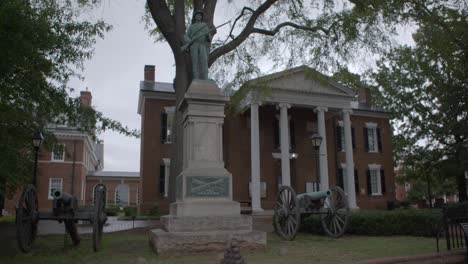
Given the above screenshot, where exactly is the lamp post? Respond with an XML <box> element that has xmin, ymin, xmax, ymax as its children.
<box><xmin>32</xmin><ymin>132</ymin><xmax>44</xmax><ymax>187</ymax></box>
<box><xmin>311</xmin><ymin>134</ymin><xmax>322</xmax><ymax>191</ymax></box>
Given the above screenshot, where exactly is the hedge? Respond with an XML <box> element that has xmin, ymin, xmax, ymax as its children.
<box><xmin>302</xmin><ymin>209</ymin><xmax>442</xmax><ymax>237</ymax></box>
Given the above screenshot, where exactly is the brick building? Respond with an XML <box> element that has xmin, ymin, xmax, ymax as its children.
<box><xmin>3</xmin><ymin>91</ymin><xmax>140</xmax><ymax>215</ymax></box>
<box><xmin>138</xmin><ymin>65</ymin><xmax>396</xmax><ymax>213</ymax></box>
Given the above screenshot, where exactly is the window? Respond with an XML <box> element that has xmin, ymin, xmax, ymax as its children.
<box><xmin>159</xmin><ymin>164</ymin><xmax>165</xmax><ymax>196</ymax></box>
<box><xmin>161</xmin><ymin>159</ymin><xmax>170</xmax><ymax>197</ymax></box>
<box><xmin>365</xmin><ymin>123</ymin><xmax>382</xmax><ymax>153</ymax></box>
<box><xmin>367</xmin><ymin>164</ymin><xmax>386</xmax><ymax>195</ymax></box>
<box><xmin>51</xmin><ymin>144</ymin><xmax>65</xmax><ymax>161</ymax></box>
<box><xmin>115</xmin><ymin>184</ymin><xmax>129</xmax><ymax>206</ymax></box>
<box><xmin>161</xmin><ymin>107</ymin><xmax>175</xmax><ymax>144</ymax></box>
<box><xmin>336</xmin><ymin>121</ymin><xmax>355</xmax><ymax>151</ymax></box>
<box><xmin>136</xmin><ymin>188</ymin><xmax>140</xmax><ymax>205</ymax></box>
<box><xmin>48</xmin><ymin>178</ymin><xmax>63</xmax><ymax>199</ymax></box>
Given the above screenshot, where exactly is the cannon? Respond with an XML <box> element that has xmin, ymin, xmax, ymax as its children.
<box><xmin>273</xmin><ymin>186</ymin><xmax>350</xmax><ymax>240</ymax></box>
<box><xmin>16</xmin><ymin>183</ymin><xmax>107</xmax><ymax>252</ymax></box>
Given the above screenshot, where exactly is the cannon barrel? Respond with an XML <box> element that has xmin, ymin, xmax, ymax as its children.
<box><xmin>52</xmin><ymin>190</ymin><xmax>75</xmax><ymax>205</ymax></box>
<box><xmin>297</xmin><ymin>189</ymin><xmax>331</xmax><ymax>201</ymax></box>
<box><xmin>52</xmin><ymin>190</ymin><xmax>78</xmax><ymax>214</ymax></box>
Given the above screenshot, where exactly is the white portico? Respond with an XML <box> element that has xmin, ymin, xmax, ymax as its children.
<box><xmin>239</xmin><ymin>66</ymin><xmax>359</xmax><ymax>211</ymax></box>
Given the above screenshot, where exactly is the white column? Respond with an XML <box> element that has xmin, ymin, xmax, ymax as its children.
<box><xmin>279</xmin><ymin>103</ymin><xmax>291</xmax><ymax>186</ymax></box>
<box><xmin>314</xmin><ymin>106</ymin><xmax>329</xmax><ymax>190</ymax></box>
<box><xmin>342</xmin><ymin>109</ymin><xmax>357</xmax><ymax>208</ymax></box>
<box><xmin>250</xmin><ymin>102</ymin><xmax>263</xmax><ymax>212</ymax></box>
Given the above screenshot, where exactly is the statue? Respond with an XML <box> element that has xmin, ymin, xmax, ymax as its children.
<box><xmin>184</xmin><ymin>10</ymin><xmax>211</xmax><ymax>80</ymax></box>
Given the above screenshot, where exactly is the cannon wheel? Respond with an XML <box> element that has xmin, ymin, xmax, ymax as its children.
<box><xmin>274</xmin><ymin>186</ymin><xmax>301</xmax><ymax>241</ymax></box>
<box><xmin>65</xmin><ymin>220</ymin><xmax>80</xmax><ymax>246</ymax></box>
<box><xmin>320</xmin><ymin>186</ymin><xmax>350</xmax><ymax>238</ymax></box>
<box><xmin>92</xmin><ymin>185</ymin><xmax>106</xmax><ymax>252</ymax></box>
<box><xmin>16</xmin><ymin>184</ymin><xmax>39</xmax><ymax>253</ymax></box>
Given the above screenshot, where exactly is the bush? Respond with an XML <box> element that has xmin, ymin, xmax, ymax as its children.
<box><xmin>123</xmin><ymin>207</ymin><xmax>137</xmax><ymax>217</ymax></box>
<box><xmin>105</xmin><ymin>205</ymin><xmax>119</xmax><ymax>216</ymax></box>
<box><xmin>148</xmin><ymin>205</ymin><xmax>160</xmax><ymax>216</ymax></box>
<box><xmin>303</xmin><ymin>209</ymin><xmax>442</xmax><ymax>237</ymax></box>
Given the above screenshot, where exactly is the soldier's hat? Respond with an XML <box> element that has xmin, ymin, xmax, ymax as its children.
<box><xmin>192</xmin><ymin>10</ymin><xmax>204</xmax><ymax>22</ymax></box>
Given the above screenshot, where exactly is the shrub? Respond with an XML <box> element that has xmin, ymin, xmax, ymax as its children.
<box><xmin>105</xmin><ymin>205</ymin><xmax>119</xmax><ymax>216</ymax></box>
<box><xmin>148</xmin><ymin>205</ymin><xmax>160</xmax><ymax>216</ymax></box>
<box><xmin>303</xmin><ymin>209</ymin><xmax>442</xmax><ymax>237</ymax></box>
<box><xmin>123</xmin><ymin>207</ymin><xmax>137</xmax><ymax>217</ymax></box>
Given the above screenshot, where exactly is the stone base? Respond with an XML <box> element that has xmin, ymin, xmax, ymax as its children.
<box><xmin>170</xmin><ymin>200</ymin><xmax>240</xmax><ymax>217</ymax></box>
<box><xmin>149</xmin><ymin>214</ymin><xmax>267</xmax><ymax>256</ymax></box>
<box><xmin>149</xmin><ymin>229</ymin><xmax>266</xmax><ymax>256</ymax></box>
<box><xmin>161</xmin><ymin>215</ymin><xmax>252</xmax><ymax>232</ymax></box>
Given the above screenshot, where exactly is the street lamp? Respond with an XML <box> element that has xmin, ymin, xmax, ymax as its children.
<box><xmin>311</xmin><ymin>134</ymin><xmax>322</xmax><ymax>191</ymax></box>
<box><xmin>32</xmin><ymin>132</ymin><xmax>44</xmax><ymax>187</ymax></box>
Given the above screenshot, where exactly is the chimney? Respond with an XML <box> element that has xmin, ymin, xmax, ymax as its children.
<box><xmin>358</xmin><ymin>87</ymin><xmax>372</xmax><ymax>107</ymax></box>
<box><xmin>80</xmin><ymin>89</ymin><xmax>92</xmax><ymax>107</ymax></box>
<box><xmin>144</xmin><ymin>65</ymin><xmax>155</xmax><ymax>81</ymax></box>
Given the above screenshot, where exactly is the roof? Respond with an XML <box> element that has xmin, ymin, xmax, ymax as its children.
<box><xmin>88</xmin><ymin>171</ymin><xmax>140</xmax><ymax>178</ymax></box>
<box><xmin>242</xmin><ymin>65</ymin><xmax>356</xmax><ymax>97</ymax></box>
<box><xmin>140</xmin><ymin>81</ymin><xmax>174</xmax><ymax>93</ymax></box>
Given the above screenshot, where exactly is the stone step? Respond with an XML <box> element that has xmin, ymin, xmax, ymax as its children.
<box><xmin>149</xmin><ymin>228</ymin><xmax>266</xmax><ymax>256</ymax></box>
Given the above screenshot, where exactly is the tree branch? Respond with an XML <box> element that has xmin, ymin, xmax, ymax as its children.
<box><xmin>147</xmin><ymin>0</ymin><xmax>177</xmax><ymax>52</ymax></box>
<box><xmin>251</xmin><ymin>21</ymin><xmax>332</xmax><ymax>36</ymax></box>
<box><xmin>209</xmin><ymin>0</ymin><xmax>279</xmax><ymax>67</ymax></box>
<box><xmin>224</xmin><ymin>7</ymin><xmax>255</xmax><ymax>44</ymax></box>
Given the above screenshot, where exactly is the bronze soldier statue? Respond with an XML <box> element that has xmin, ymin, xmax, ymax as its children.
<box><xmin>184</xmin><ymin>10</ymin><xmax>211</xmax><ymax>80</ymax></box>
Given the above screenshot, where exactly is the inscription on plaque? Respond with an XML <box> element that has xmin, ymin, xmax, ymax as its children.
<box><xmin>186</xmin><ymin>176</ymin><xmax>229</xmax><ymax>197</ymax></box>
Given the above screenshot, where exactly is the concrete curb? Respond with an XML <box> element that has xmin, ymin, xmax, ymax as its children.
<box><xmin>355</xmin><ymin>250</ymin><xmax>466</xmax><ymax>264</ymax></box>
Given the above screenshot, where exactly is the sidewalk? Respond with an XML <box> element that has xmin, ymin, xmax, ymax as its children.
<box><xmin>38</xmin><ymin>216</ymin><xmax>160</xmax><ymax>235</ymax></box>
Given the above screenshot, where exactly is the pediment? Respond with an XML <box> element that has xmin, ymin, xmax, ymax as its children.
<box><xmin>247</xmin><ymin>66</ymin><xmax>355</xmax><ymax>98</ymax></box>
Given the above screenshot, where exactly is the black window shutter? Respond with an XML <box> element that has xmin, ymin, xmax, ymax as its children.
<box><xmin>161</xmin><ymin>112</ymin><xmax>168</xmax><ymax>143</ymax></box>
<box><xmin>364</xmin><ymin>127</ymin><xmax>369</xmax><ymax>152</ymax></box>
<box><xmin>381</xmin><ymin>169</ymin><xmax>386</xmax><ymax>194</ymax></box>
<box><xmin>377</xmin><ymin>128</ymin><xmax>382</xmax><ymax>152</ymax></box>
<box><xmin>351</xmin><ymin>127</ymin><xmax>356</xmax><ymax>150</ymax></box>
<box><xmin>367</xmin><ymin>170</ymin><xmax>372</xmax><ymax>195</ymax></box>
<box><xmin>273</xmin><ymin>121</ymin><xmax>279</xmax><ymax>149</ymax></box>
<box><xmin>290</xmin><ymin>121</ymin><xmax>296</xmax><ymax>149</ymax></box>
<box><xmin>159</xmin><ymin>165</ymin><xmax>165</xmax><ymax>195</ymax></box>
<box><xmin>336</xmin><ymin>168</ymin><xmax>344</xmax><ymax>189</ymax></box>
<box><xmin>354</xmin><ymin>169</ymin><xmax>359</xmax><ymax>195</ymax></box>
<box><xmin>336</xmin><ymin>126</ymin><xmax>342</xmax><ymax>151</ymax></box>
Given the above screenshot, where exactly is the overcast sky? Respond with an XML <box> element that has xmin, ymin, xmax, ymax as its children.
<box><xmin>69</xmin><ymin>0</ymin><xmax>170</xmax><ymax>172</ymax></box>
<box><xmin>67</xmin><ymin>0</ymin><xmax>263</xmax><ymax>172</ymax></box>
<box><xmin>67</xmin><ymin>1</ymin><xmax>414</xmax><ymax>172</ymax></box>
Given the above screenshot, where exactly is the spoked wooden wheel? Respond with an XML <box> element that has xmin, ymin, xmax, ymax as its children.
<box><xmin>274</xmin><ymin>186</ymin><xmax>301</xmax><ymax>241</ymax></box>
<box><xmin>320</xmin><ymin>186</ymin><xmax>350</xmax><ymax>238</ymax></box>
<box><xmin>92</xmin><ymin>185</ymin><xmax>107</xmax><ymax>252</ymax></box>
<box><xmin>16</xmin><ymin>184</ymin><xmax>39</xmax><ymax>253</ymax></box>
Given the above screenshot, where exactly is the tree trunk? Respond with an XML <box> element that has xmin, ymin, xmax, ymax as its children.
<box><xmin>168</xmin><ymin>57</ymin><xmax>191</xmax><ymax>202</ymax></box>
<box><xmin>456</xmin><ymin>150</ymin><xmax>467</xmax><ymax>202</ymax></box>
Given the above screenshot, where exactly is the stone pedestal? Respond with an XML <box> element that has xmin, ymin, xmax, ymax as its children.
<box><xmin>149</xmin><ymin>80</ymin><xmax>267</xmax><ymax>256</ymax></box>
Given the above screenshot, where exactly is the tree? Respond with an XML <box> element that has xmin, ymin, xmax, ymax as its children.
<box><xmin>0</xmin><ymin>0</ymin><xmax>138</xmax><ymax>195</ymax></box>
<box><xmin>145</xmin><ymin>0</ymin><xmax>415</xmax><ymax>200</ymax></box>
<box><xmin>372</xmin><ymin>1</ymin><xmax>468</xmax><ymax>200</ymax></box>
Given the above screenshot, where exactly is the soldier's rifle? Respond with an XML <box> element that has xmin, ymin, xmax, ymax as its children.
<box><xmin>181</xmin><ymin>20</ymin><xmax>230</xmax><ymax>52</ymax></box>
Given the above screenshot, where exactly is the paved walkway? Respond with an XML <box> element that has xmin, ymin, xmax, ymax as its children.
<box><xmin>38</xmin><ymin>217</ymin><xmax>160</xmax><ymax>235</ymax></box>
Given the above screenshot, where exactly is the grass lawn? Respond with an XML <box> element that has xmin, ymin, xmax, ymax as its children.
<box><xmin>0</xmin><ymin>216</ymin><xmax>15</xmax><ymax>223</ymax></box>
<box><xmin>0</xmin><ymin>228</ymin><xmax>439</xmax><ymax>264</ymax></box>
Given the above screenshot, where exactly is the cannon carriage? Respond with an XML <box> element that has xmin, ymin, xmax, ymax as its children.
<box><xmin>273</xmin><ymin>185</ymin><xmax>350</xmax><ymax>240</ymax></box>
<box><xmin>16</xmin><ymin>183</ymin><xmax>107</xmax><ymax>253</ymax></box>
